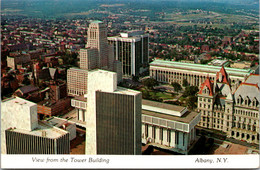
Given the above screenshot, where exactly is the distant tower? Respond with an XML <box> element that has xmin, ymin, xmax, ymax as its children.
<box><xmin>108</xmin><ymin>31</ymin><xmax>149</xmax><ymax>77</ymax></box>
<box><xmin>33</xmin><ymin>62</ymin><xmax>41</xmax><ymax>85</ymax></box>
<box><xmin>86</xmin><ymin>69</ymin><xmax>142</xmax><ymax>155</ymax></box>
<box><xmin>67</xmin><ymin>21</ymin><xmax>122</xmax><ymax>97</ymax></box>
<box><xmin>86</xmin><ymin>21</ymin><xmax>110</xmax><ymax>69</ymax></box>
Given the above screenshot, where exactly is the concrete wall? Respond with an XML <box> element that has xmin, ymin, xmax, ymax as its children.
<box><xmin>86</xmin><ymin>70</ymin><xmax>117</xmax><ymax>155</ymax></box>
<box><xmin>1</xmin><ymin>97</ymin><xmax>37</xmax><ymax>154</ymax></box>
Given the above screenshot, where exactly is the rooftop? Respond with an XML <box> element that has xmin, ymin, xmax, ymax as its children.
<box><xmin>6</xmin><ymin>121</ymin><xmax>68</xmax><ymax>139</ymax></box>
<box><xmin>91</xmin><ymin>20</ymin><xmax>103</xmax><ymax>24</ymax></box>
<box><xmin>114</xmin><ymin>86</ymin><xmax>141</xmax><ymax>95</ymax></box>
<box><xmin>245</xmin><ymin>74</ymin><xmax>260</xmax><ymax>85</ymax></box>
<box><xmin>46</xmin><ymin>117</ymin><xmax>75</xmax><ymax>128</ymax></box>
<box><xmin>142</xmin><ymin>100</ymin><xmax>199</xmax><ymax>123</ymax></box>
<box><xmin>2</xmin><ymin>97</ymin><xmax>36</xmax><ymax>107</ymax></box>
<box><xmin>150</xmin><ymin>59</ymin><xmax>253</xmax><ymax>77</ymax></box>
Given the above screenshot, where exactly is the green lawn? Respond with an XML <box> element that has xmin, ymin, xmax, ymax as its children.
<box><xmin>150</xmin><ymin>91</ymin><xmax>173</xmax><ymax>100</ymax></box>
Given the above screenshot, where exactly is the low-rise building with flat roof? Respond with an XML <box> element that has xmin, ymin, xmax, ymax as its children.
<box><xmin>141</xmin><ymin>99</ymin><xmax>201</xmax><ymax>154</ymax></box>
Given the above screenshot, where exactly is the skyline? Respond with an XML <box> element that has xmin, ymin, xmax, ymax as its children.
<box><xmin>1</xmin><ymin>0</ymin><xmax>259</xmax><ymax>168</ymax></box>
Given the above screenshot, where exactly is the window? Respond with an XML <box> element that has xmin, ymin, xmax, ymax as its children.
<box><xmin>160</xmin><ymin>128</ymin><xmax>163</xmax><ymax>140</ymax></box>
<box><xmin>152</xmin><ymin>126</ymin><xmax>156</xmax><ymax>139</ymax></box>
<box><xmin>183</xmin><ymin>134</ymin><xmax>185</xmax><ymax>146</ymax></box>
<box><xmin>208</xmin><ymin>99</ymin><xmax>211</xmax><ymax>102</ymax></box>
<box><xmin>145</xmin><ymin>125</ymin><xmax>148</xmax><ymax>138</ymax></box>
<box><xmin>176</xmin><ymin>132</ymin><xmax>179</xmax><ymax>145</ymax></box>
<box><xmin>167</xmin><ymin>130</ymin><xmax>171</xmax><ymax>143</ymax></box>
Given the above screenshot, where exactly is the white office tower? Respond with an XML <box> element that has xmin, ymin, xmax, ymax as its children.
<box><xmin>86</xmin><ymin>69</ymin><xmax>142</xmax><ymax>155</ymax></box>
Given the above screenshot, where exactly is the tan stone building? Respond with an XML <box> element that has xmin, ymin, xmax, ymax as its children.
<box><xmin>197</xmin><ymin>67</ymin><xmax>259</xmax><ymax>144</ymax></box>
<box><xmin>150</xmin><ymin>59</ymin><xmax>254</xmax><ymax>90</ymax></box>
<box><xmin>67</xmin><ymin>21</ymin><xmax>122</xmax><ymax>96</ymax></box>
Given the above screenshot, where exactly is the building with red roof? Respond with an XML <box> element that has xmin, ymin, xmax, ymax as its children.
<box><xmin>198</xmin><ymin>69</ymin><xmax>259</xmax><ymax>144</ymax></box>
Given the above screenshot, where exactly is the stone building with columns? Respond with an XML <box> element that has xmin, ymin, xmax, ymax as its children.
<box><xmin>197</xmin><ymin>68</ymin><xmax>259</xmax><ymax>144</ymax></box>
<box><xmin>142</xmin><ymin>99</ymin><xmax>201</xmax><ymax>154</ymax></box>
<box><xmin>149</xmin><ymin>59</ymin><xmax>254</xmax><ymax>91</ymax></box>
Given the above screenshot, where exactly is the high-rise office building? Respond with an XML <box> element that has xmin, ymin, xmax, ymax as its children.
<box><xmin>86</xmin><ymin>69</ymin><xmax>142</xmax><ymax>155</ymax></box>
<box><xmin>67</xmin><ymin>67</ymin><xmax>88</xmax><ymax>96</ymax></box>
<box><xmin>1</xmin><ymin>97</ymin><xmax>70</xmax><ymax>154</ymax></box>
<box><xmin>108</xmin><ymin>31</ymin><xmax>149</xmax><ymax>77</ymax></box>
<box><xmin>67</xmin><ymin>21</ymin><xmax>122</xmax><ymax>96</ymax></box>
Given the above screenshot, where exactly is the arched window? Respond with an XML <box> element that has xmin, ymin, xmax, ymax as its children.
<box><xmin>252</xmin><ymin>97</ymin><xmax>258</xmax><ymax>107</ymax></box>
<box><xmin>237</xmin><ymin>98</ymin><xmax>240</xmax><ymax>104</ymax></box>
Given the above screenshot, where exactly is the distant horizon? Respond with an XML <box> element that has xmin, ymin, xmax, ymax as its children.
<box><xmin>1</xmin><ymin>0</ymin><xmax>258</xmax><ymax>20</ymax></box>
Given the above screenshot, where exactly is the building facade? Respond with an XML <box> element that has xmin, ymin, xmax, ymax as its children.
<box><xmin>198</xmin><ymin>69</ymin><xmax>259</xmax><ymax>144</ymax></box>
<box><xmin>7</xmin><ymin>54</ymin><xmax>31</xmax><ymax>70</ymax></box>
<box><xmin>5</xmin><ymin>122</ymin><xmax>70</xmax><ymax>154</ymax></box>
<box><xmin>108</xmin><ymin>31</ymin><xmax>149</xmax><ymax>77</ymax></box>
<box><xmin>86</xmin><ymin>69</ymin><xmax>142</xmax><ymax>155</ymax></box>
<box><xmin>67</xmin><ymin>68</ymin><xmax>88</xmax><ymax>96</ymax></box>
<box><xmin>141</xmin><ymin>100</ymin><xmax>201</xmax><ymax>154</ymax></box>
<box><xmin>150</xmin><ymin>59</ymin><xmax>254</xmax><ymax>90</ymax></box>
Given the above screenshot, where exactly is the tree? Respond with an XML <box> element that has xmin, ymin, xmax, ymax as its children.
<box><xmin>182</xmin><ymin>79</ymin><xmax>189</xmax><ymax>87</ymax></box>
<box><xmin>132</xmin><ymin>75</ymin><xmax>139</xmax><ymax>82</ymax></box>
<box><xmin>187</xmin><ymin>96</ymin><xmax>198</xmax><ymax>109</ymax></box>
<box><xmin>183</xmin><ymin>86</ymin><xmax>199</xmax><ymax>97</ymax></box>
<box><xmin>171</xmin><ymin>82</ymin><xmax>182</xmax><ymax>93</ymax></box>
<box><xmin>142</xmin><ymin>78</ymin><xmax>159</xmax><ymax>90</ymax></box>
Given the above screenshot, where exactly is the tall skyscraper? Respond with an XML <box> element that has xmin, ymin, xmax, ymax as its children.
<box><xmin>67</xmin><ymin>21</ymin><xmax>122</xmax><ymax>96</ymax></box>
<box><xmin>86</xmin><ymin>69</ymin><xmax>142</xmax><ymax>155</ymax></box>
<box><xmin>86</xmin><ymin>21</ymin><xmax>112</xmax><ymax>69</ymax></box>
<box><xmin>1</xmin><ymin>97</ymin><xmax>70</xmax><ymax>154</ymax></box>
<box><xmin>108</xmin><ymin>31</ymin><xmax>149</xmax><ymax>77</ymax></box>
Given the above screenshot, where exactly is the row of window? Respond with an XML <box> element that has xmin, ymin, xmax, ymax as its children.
<box><xmin>233</xmin><ymin>116</ymin><xmax>257</xmax><ymax>125</ymax></box>
<box><xmin>236</xmin><ymin>96</ymin><xmax>259</xmax><ymax>107</ymax></box>
<box><xmin>234</xmin><ymin>109</ymin><xmax>258</xmax><ymax>118</ymax></box>
<box><xmin>233</xmin><ymin>122</ymin><xmax>256</xmax><ymax>131</ymax></box>
<box><xmin>143</xmin><ymin>125</ymin><xmax>185</xmax><ymax>146</ymax></box>
<box><xmin>199</xmin><ymin>97</ymin><xmax>211</xmax><ymax>103</ymax></box>
<box><xmin>231</xmin><ymin>131</ymin><xmax>259</xmax><ymax>141</ymax></box>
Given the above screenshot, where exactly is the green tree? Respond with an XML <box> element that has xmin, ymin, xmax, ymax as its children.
<box><xmin>142</xmin><ymin>78</ymin><xmax>159</xmax><ymax>90</ymax></box>
<box><xmin>182</xmin><ymin>79</ymin><xmax>189</xmax><ymax>87</ymax></box>
<box><xmin>183</xmin><ymin>86</ymin><xmax>199</xmax><ymax>97</ymax></box>
<box><xmin>171</xmin><ymin>82</ymin><xmax>182</xmax><ymax>93</ymax></box>
<box><xmin>187</xmin><ymin>96</ymin><xmax>198</xmax><ymax>109</ymax></box>
<box><xmin>132</xmin><ymin>75</ymin><xmax>139</xmax><ymax>82</ymax></box>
